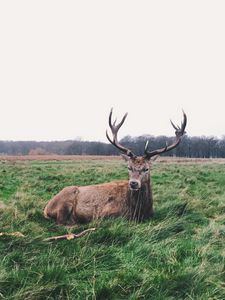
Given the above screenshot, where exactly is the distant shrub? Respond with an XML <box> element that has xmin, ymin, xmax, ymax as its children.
<box><xmin>29</xmin><ymin>148</ymin><xmax>49</xmax><ymax>155</ymax></box>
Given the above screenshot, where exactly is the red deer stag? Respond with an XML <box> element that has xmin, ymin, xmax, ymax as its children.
<box><xmin>44</xmin><ymin>109</ymin><xmax>187</xmax><ymax>225</ymax></box>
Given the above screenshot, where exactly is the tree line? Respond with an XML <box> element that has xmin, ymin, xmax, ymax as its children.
<box><xmin>1</xmin><ymin>135</ymin><xmax>225</xmax><ymax>158</ymax></box>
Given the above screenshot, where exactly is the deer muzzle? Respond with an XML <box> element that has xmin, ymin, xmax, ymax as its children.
<box><xmin>129</xmin><ymin>179</ymin><xmax>141</xmax><ymax>191</ymax></box>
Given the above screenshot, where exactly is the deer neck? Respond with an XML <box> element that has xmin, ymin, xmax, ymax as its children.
<box><xmin>127</xmin><ymin>179</ymin><xmax>153</xmax><ymax>221</ymax></box>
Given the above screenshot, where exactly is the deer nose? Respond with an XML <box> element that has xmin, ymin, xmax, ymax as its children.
<box><xmin>129</xmin><ymin>180</ymin><xmax>140</xmax><ymax>190</ymax></box>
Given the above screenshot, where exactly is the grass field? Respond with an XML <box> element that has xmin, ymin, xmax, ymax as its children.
<box><xmin>1</xmin><ymin>157</ymin><xmax>225</xmax><ymax>299</ymax></box>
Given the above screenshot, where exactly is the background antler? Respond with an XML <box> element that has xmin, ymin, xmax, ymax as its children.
<box><xmin>144</xmin><ymin>111</ymin><xmax>187</xmax><ymax>159</ymax></box>
<box><xmin>106</xmin><ymin>108</ymin><xmax>136</xmax><ymax>158</ymax></box>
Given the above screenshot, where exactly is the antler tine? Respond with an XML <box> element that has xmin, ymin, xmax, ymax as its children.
<box><xmin>144</xmin><ymin>141</ymin><xmax>149</xmax><ymax>152</ymax></box>
<box><xmin>170</xmin><ymin>110</ymin><xmax>187</xmax><ymax>133</ymax></box>
<box><xmin>106</xmin><ymin>108</ymin><xmax>136</xmax><ymax>158</ymax></box>
<box><xmin>144</xmin><ymin>111</ymin><xmax>187</xmax><ymax>159</ymax></box>
<box><xmin>181</xmin><ymin>110</ymin><xmax>187</xmax><ymax>133</ymax></box>
<box><xmin>170</xmin><ymin>120</ymin><xmax>179</xmax><ymax>131</ymax></box>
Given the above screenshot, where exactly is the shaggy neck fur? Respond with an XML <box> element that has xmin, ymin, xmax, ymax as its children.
<box><xmin>127</xmin><ymin>179</ymin><xmax>153</xmax><ymax>221</ymax></box>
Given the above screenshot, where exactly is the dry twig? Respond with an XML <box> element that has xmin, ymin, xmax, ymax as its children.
<box><xmin>43</xmin><ymin>227</ymin><xmax>96</xmax><ymax>242</ymax></box>
<box><xmin>0</xmin><ymin>232</ymin><xmax>25</xmax><ymax>237</ymax></box>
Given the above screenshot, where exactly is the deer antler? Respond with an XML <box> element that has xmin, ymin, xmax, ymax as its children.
<box><xmin>144</xmin><ymin>111</ymin><xmax>187</xmax><ymax>159</ymax></box>
<box><xmin>106</xmin><ymin>108</ymin><xmax>136</xmax><ymax>158</ymax></box>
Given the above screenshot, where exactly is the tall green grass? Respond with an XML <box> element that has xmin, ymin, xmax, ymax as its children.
<box><xmin>1</xmin><ymin>159</ymin><xmax>225</xmax><ymax>299</ymax></box>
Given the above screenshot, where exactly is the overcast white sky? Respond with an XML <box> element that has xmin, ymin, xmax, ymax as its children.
<box><xmin>0</xmin><ymin>1</ymin><xmax>225</xmax><ymax>142</ymax></box>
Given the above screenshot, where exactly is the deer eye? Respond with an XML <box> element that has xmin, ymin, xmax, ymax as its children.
<box><xmin>128</xmin><ymin>166</ymin><xmax>132</xmax><ymax>171</ymax></box>
<box><xmin>143</xmin><ymin>168</ymin><xmax>149</xmax><ymax>172</ymax></box>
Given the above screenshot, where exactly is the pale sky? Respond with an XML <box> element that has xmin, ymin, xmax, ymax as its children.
<box><xmin>0</xmin><ymin>1</ymin><xmax>225</xmax><ymax>142</ymax></box>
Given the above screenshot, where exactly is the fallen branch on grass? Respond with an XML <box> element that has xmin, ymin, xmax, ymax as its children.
<box><xmin>43</xmin><ymin>227</ymin><xmax>96</xmax><ymax>242</ymax></box>
<box><xmin>0</xmin><ymin>232</ymin><xmax>25</xmax><ymax>237</ymax></box>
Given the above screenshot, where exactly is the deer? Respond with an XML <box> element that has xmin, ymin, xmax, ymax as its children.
<box><xmin>43</xmin><ymin>109</ymin><xmax>187</xmax><ymax>225</ymax></box>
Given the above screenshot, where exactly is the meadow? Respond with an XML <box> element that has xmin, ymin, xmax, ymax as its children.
<box><xmin>1</xmin><ymin>157</ymin><xmax>225</xmax><ymax>299</ymax></box>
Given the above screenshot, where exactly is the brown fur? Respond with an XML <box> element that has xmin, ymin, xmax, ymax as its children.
<box><xmin>43</xmin><ymin>157</ymin><xmax>154</xmax><ymax>225</ymax></box>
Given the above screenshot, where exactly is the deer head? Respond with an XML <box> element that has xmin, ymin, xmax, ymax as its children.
<box><xmin>106</xmin><ymin>108</ymin><xmax>187</xmax><ymax>191</ymax></box>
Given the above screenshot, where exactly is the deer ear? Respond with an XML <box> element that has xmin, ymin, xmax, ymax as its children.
<box><xmin>150</xmin><ymin>155</ymin><xmax>159</xmax><ymax>162</ymax></box>
<box><xmin>145</xmin><ymin>155</ymin><xmax>159</xmax><ymax>162</ymax></box>
<box><xmin>121</xmin><ymin>154</ymin><xmax>130</xmax><ymax>162</ymax></box>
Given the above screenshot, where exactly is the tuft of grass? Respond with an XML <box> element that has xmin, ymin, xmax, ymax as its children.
<box><xmin>1</xmin><ymin>159</ymin><xmax>225</xmax><ymax>299</ymax></box>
